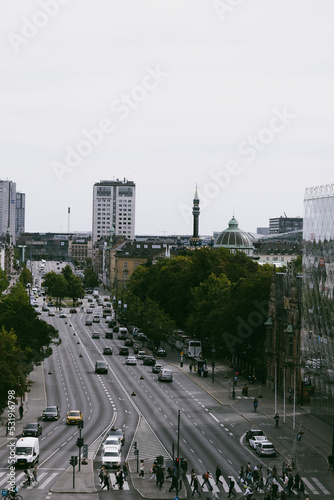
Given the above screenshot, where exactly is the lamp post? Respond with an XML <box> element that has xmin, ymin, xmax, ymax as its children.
<box><xmin>211</xmin><ymin>336</ymin><xmax>215</xmax><ymax>384</ymax></box>
<box><xmin>175</xmin><ymin>410</ymin><xmax>181</xmax><ymax>497</ymax></box>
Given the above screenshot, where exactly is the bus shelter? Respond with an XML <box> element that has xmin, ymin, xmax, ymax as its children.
<box><xmin>192</xmin><ymin>357</ymin><xmax>209</xmax><ymax>377</ymax></box>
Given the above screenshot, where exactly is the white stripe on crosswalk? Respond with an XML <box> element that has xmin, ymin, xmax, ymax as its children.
<box><xmin>311</xmin><ymin>477</ymin><xmax>330</xmax><ymax>495</ymax></box>
<box><xmin>37</xmin><ymin>472</ymin><xmax>58</xmax><ymax>489</ymax></box>
<box><xmin>301</xmin><ymin>477</ymin><xmax>319</xmax><ymax>495</ymax></box>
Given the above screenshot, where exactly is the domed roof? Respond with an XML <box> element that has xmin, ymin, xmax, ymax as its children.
<box><xmin>215</xmin><ymin>216</ymin><xmax>254</xmax><ymax>250</ymax></box>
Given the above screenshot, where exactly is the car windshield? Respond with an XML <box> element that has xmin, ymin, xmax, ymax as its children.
<box><xmin>25</xmin><ymin>424</ymin><xmax>37</xmax><ymax>429</ymax></box>
<box><xmin>16</xmin><ymin>447</ymin><xmax>32</xmax><ymax>455</ymax></box>
<box><xmin>45</xmin><ymin>407</ymin><xmax>56</xmax><ymax>412</ymax></box>
<box><xmin>263</xmin><ymin>444</ymin><xmax>273</xmax><ymax>449</ymax></box>
<box><xmin>69</xmin><ymin>411</ymin><xmax>80</xmax><ymax>417</ymax></box>
<box><xmin>103</xmin><ymin>451</ymin><xmax>119</xmax><ymax>457</ymax></box>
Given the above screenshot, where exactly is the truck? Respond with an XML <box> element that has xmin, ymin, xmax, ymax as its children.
<box><xmin>93</xmin><ymin>289</ymin><xmax>99</xmax><ymax>297</ymax></box>
<box><xmin>15</xmin><ymin>437</ymin><xmax>40</xmax><ymax>467</ymax></box>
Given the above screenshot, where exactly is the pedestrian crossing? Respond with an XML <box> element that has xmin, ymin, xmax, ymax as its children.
<box><xmin>186</xmin><ymin>473</ymin><xmax>331</xmax><ymax>495</ymax></box>
<box><xmin>0</xmin><ymin>471</ymin><xmax>58</xmax><ymax>491</ymax></box>
<box><xmin>100</xmin><ymin>472</ymin><xmax>130</xmax><ymax>490</ymax></box>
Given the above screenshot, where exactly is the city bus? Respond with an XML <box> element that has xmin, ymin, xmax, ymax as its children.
<box><xmin>184</xmin><ymin>339</ymin><xmax>202</xmax><ymax>358</ymax></box>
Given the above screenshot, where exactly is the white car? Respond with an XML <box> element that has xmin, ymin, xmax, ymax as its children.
<box><xmin>101</xmin><ymin>444</ymin><xmax>121</xmax><ymax>469</ymax></box>
<box><xmin>102</xmin><ymin>436</ymin><xmax>122</xmax><ymax>453</ymax></box>
<box><xmin>137</xmin><ymin>350</ymin><xmax>146</xmax><ymax>359</ymax></box>
<box><xmin>249</xmin><ymin>435</ymin><xmax>270</xmax><ymax>449</ymax></box>
<box><xmin>126</xmin><ymin>356</ymin><xmax>137</xmax><ymax>365</ymax></box>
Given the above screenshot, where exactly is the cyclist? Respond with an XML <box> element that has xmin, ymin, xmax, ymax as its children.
<box><xmin>253</xmin><ymin>398</ymin><xmax>258</xmax><ymax>411</ymax></box>
<box><xmin>274</xmin><ymin>413</ymin><xmax>279</xmax><ymax>427</ymax></box>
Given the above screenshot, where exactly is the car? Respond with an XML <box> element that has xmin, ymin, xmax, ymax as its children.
<box><xmin>35</xmin><ymin>310</ymin><xmax>42</xmax><ymax>315</ymax></box>
<box><xmin>47</xmin><ymin>302</ymin><xmax>54</xmax><ymax>307</ymax></box>
<box><xmin>249</xmin><ymin>435</ymin><xmax>270</xmax><ymax>449</ymax></box>
<box><xmin>119</xmin><ymin>347</ymin><xmax>129</xmax><ymax>356</ymax></box>
<box><xmin>86</xmin><ymin>320</ymin><xmax>92</xmax><ymax>326</ymax></box>
<box><xmin>69</xmin><ymin>308</ymin><xmax>77</xmax><ymax>314</ymax></box>
<box><xmin>90</xmin><ymin>304</ymin><xmax>96</xmax><ymax>309</ymax></box>
<box><xmin>245</xmin><ymin>429</ymin><xmax>264</xmax><ymax>442</ymax></box>
<box><xmin>158</xmin><ymin>368</ymin><xmax>173</xmax><ymax>382</ymax></box>
<box><xmin>88</xmin><ymin>298</ymin><xmax>93</xmax><ymax>302</ymax></box>
<box><xmin>86</xmin><ymin>308</ymin><xmax>92</xmax><ymax>314</ymax></box>
<box><xmin>101</xmin><ymin>445</ymin><xmax>121</xmax><ymax>469</ymax></box>
<box><xmin>118</xmin><ymin>332</ymin><xmax>127</xmax><ymax>340</ymax></box>
<box><xmin>108</xmin><ymin>321</ymin><xmax>116</xmax><ymax>328</ymax></box>
<box><xmin>104</xmin><ymin>297</ymin><xmax>110</xmax><ymax>302</ymax></box>
<box><xmin>42</xmin><ymin>305</ymin><xmax>49</xmax><ymax>312</ymax></box>
<box><xmin>92</xmin><ymin>332</ymin><xmax>100</xmax><ymax>339</ymax></box>
<box><xmin>156</xmin><ymin>348</ymin><xmax>167</xmax><ymax>357</ymax></box>
<box><xmin>108</xmin><ymin>426</ymin><xmax>125</xmax><ymax>445</ymax></box>
<box><xmin>152</xmin><ymin>363</ymin><xmax>163</xmax><ymax>373</ymax></box>
<box><xmin>256</xmin><ymin>442</ymin><xmax>276</xmax><ymax>457</ymax></box>
<box><xmin>93</xmin><ymin>315</ymin><xmax>100</xmax><ymax>323</ymax></box>
<box><xmin>102</xmin><ymin>436</ymin><xmax>122</xmax><ymax>453</ymax></box>
<box><xmin>66</xmin><ymin>410</ymin><xmax>83</xmax><ymax>425</ymax></box>
<box><xmin>95</xmin><ymin>360</ymin><xmax>108</xmax><ymax>374</ymax></box>
<box><xmin>133</xmin><ymin>344</ymin><xmax>140</xmax><ymax>354</ymax></box>
<box><xmin>22</xmin><ymin>422</ymin><xmax>42</xmax><ymax>437</ymax></box>
<box><xmin>48</xmin><ymin>311</ymin><xmax>55</xmax><ymax>316</ymax></box>
<box><xmin>143</xmin><ymin>356</ymin><xmax>156</xmax><ymax>366</ymax></box>
<box><xmin>32</xmin><ymin>302</ymin><xmax>39</xmax><ymax>308</ymax></box>
<box><xmin>126</xmin><ymin>356</ymin><xmax>137</xmax><ymax>365</ymax></box>
<box><xmin>113</xmin><ymin>326</ymin><xmax>119</xmax><ymax>333</ymax></box>
<box><xmin>103</xmin><ymin>347</ymin><xmax>113</xmax><ymax>355</ymax></box>
<box><xmin>137</xmin><ymin>350</ymin><xmax>146</xmax><ymax>359</ymax></box>
<box><xmin>105</xmin><ymin>332</ymin><xmax>113</xmax><ymax>339</ymax></box>
<box><xmin>124</xmin><ymin>338</ymin><xmax>133</xmax><ymax>347</ymax></box>
<box><xmin>42</xmin><ymin>405</ymin><xmax>60</xmax><ymax>420</ymax></box>
<box><xmin>60</xmin><ymin>313</ymin><xmax>67</xmax><ymax>318</ymax></box>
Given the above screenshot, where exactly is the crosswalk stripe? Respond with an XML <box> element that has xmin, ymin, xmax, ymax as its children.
<box><xmin>311</xmin><ymin>477</ymin><xmax>330</xmax><ymax>495</ymax></box>
<box><xmin>302</xmin><ymin>477</ymin><xmax>319</xmax><ymax>495</ymax></box>
<box><xmin>0</xmin><ymin>473</ymin><xmax>10</xmax><ymax>487</ymax></box>
<box><xmin>37</xmin><ymin>472</ymin><xmax>58</xmax><ymax>489</ymax></box>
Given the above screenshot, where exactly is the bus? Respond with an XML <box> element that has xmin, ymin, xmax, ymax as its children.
<box><xmin>185</xmin><ymin>339</ymin><xmax>202</xmax><ymax>358</ymax></box>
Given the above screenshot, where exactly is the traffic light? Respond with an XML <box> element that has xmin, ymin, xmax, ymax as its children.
<box><xmin>78</xmin><ymin>420</ymin><xmax>84</xmax><ymax>429</ymax></box>
<box><xmin>134</xmin><ymin>441</ymin><xmax>137</xmax><ymax>451</ymax></box>
<box><xmin>157</xmin><ymin>455</ymin><xmax>163</xmax><ymax>466</ymax></box>
<box><xmin>175</xmin><ymin>457</ymin><xmax>180</xmax><ymax>468</ymax></box>
<box><xmin>76</xmin><ymin>438</ymin><xmax>84</xmax><ymax>448</ymax></box>
<box><xmin>83</xmin><ymin>444</ymin><xmax>88</xmax><ymax>459</ymax></box>
<box><xmin>69</xmin><ymin>456</ymin><xmax>78</xmax><ymax>466</ymax></box>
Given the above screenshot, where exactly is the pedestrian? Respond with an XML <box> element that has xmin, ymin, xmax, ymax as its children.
<box><xmin>237</xmin><ymin>465</ymin><xmax>245</xmax><ymax>485</ymax></box>
<box><xmin>19</xmin><ymin>405</ymin><xmax>23</xmax><ymax>419</ymax></box>
<box><xmin>138</xmin><ymin>460</ymin><xmax>145</xmax><ymax>478</ymax></box>
<box><xmin>101</xmin><ymin>470</ymin><xmax>110</xmax><ymax>490</ymax></box>
<box><xmin>167</xmin><ymin>465</ymin><xmax>174</xmax><ymax>480</ymax></box>
<box><xmin>169</xmin><ymin>474</ymin><xmax>178</xmax><ymax>492</ymax></box>
<box><xmin>245</xmin><ymin>469</ymin><xmax>252</xmax><ymax>485</ymax></box>
<box><xmin>189</xmin><ymin>363</ymin><xmax>193</xmax><ymax>372</ymax></box>
<box><xmin>294</xmin><ymin>471</ymin><xmax>301</xmax><ymax>491</ymax></box>
<box><xmin>202</xmin><ymin>471</ymin><xmax>213</xmax><ymax>491</ymax></box>
<box><xmin>98</xmin><ymin>467</ymin><xmax>105</xmax><ymax>486</ymax></box>
<box><xmin>149</xmin><ymin>462</ymin><xmax>157</xmax><ymax>481</ymax></box>
<box><xmin>297</xmin><ymin>478</ymin><xmax>306</xmax><ymax>498</ymax></box>
<box><xmin>23</xmin><ymin>468</ymin><xmax>31</xmax><ymax>487</ymax></box>
<box><xmin>122</xmin><ymin>461</ymin><xmax>128</xmax><ymax>481</ymax></box>
<box><xmin>190</xmin><ymin>468</ymin><xmax>196</xmax><ymax>486</ymax></box>
<box><xmin>228</xmin><ymin>477</ymin><xmax>236</xmax><ymax>497</ymax></box>
<box><xmin>157</xmin><ymin>466</ymin><xmax>164</xmax><ymax>489</ymax></box>
<box><xmin>32</xmin><ymin>466</ymin><xmax>38</xmax><ymax>485</ymax></box>
<box><xmin>116</xmin><ymin>470</ymin><xmax>124</xmax><ymax>490</ymax></box>
<box><xmin>191</xmin><ymin>474</ymin><xmax>201</xmax><ymax>496</ymax></box>
<box><xmin>215</xmin><ymin>465</ymin><xmax>223</xmax><ymax>486</ymax></box>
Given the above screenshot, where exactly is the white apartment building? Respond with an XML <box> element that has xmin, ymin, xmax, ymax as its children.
<box><xmin>92</xmin><ymin>179</ymin><xmax>136</xmax><ymax>245</ymax></box>
<box><xmin>0</xmin><ymin>180</ymin><xmax>17</xmax><ymax>245</ymax></box>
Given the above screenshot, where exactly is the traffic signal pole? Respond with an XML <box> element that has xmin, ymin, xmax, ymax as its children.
<box><xmin>176</xmin><ymin>410</ymin><xmax>181</xmax><ymax>497</ymax></box>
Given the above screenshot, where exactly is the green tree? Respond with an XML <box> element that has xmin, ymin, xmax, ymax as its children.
<box><xmin>83</xmin><ymin>268</ymin><xmax>99</xmax><ymax>289</ymax></box>
<box><xmin>61</xmin><ymin>264</ymin><xmax>73</xmax><ymax>281</ymax></box>
<box><xmin>0</xmin><ymin>268</ymin><xmax>9</xmax><ymax>294</ymax></box>
<box><xmin>67</xmin><ymin>275</ymin><xmax>84</xmax><ymax>306</ymax></box>
<box><xmin>19</xmin><ymin>266</ymin><xmax>32</xmax><ymax>287</ymax></box>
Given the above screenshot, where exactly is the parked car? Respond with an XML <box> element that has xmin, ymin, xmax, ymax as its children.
<box><xmin>42</xmin><ymin>405</ymin><xmax>60</xmax><ymax>420</ymax></box>
<box><xmin>245</xmin><ymin>429</ymin><xmax>264</xmax><ymax>442</ymax></box>
<box><xmin>22</xmin><ymin>423</ymin><xmax>42</xmax><ymax>437</ymax></box>
<box><xmin>256</xmin><ymin>442</ymin><xmax>276</xmax><ymax>457</ymax></box>
<box><xmin>103</xmin><ymin>347</ymin><xmax>113</xmax><ymax>355</ymax></box>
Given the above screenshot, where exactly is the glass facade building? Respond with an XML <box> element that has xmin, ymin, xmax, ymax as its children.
<box><xmin>302</xmin><ymin>184</ymin><xmax>334</xmax><ymax>424</ymax></box>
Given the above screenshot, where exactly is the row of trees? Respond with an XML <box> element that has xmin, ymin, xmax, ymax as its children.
<box><xmin>42</xmin><ymin>265</ymin><xmax>84</xmax><ymax>306</ymax></box>
<box><xmin>0</xmin><ymin>281</ymin><xmax>59</xmax><ymax>412</ymax></box>
<box><xmin>124</xmin><ymin>248</ymin><xmax>274</xmax><ymax>379</ymax></box>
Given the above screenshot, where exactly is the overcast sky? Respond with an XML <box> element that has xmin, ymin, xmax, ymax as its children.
<box><xmin>1</xmin><ymin>1</ymin><xmax>333</xmax><ymax>236</ymax></box>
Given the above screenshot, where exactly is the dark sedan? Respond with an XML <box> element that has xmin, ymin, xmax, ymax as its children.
<box><xmin>22</xmin><ymin>422</ymin><xmax>42</xmax><ymax>437</ymax></box>
<box><xmin>143</xmin><ymin>356</ymin><xmax>156</xmax><ymax>366</ymax></box>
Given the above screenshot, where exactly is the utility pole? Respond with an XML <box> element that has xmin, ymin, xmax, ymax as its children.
<box><xmin>176</xmin><ymin>410</ymin><xmax>181</xmax><ymax>497</ymax></box>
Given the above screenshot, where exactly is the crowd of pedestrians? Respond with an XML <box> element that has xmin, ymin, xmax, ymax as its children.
<box><xmin>98</xmin><ymin>461</ymin><xmax>128</xmax><ymax>490</ymax></box>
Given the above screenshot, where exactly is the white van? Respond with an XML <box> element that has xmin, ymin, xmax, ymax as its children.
<box><xmin>15</xmin><ymin>437</ymin><xmax>40</xmax><ymax>467</ymax></box>
<box><xmin>158</xmin><ymin>368</ymin><xmax>173</xmax><ymax>382</ymax></box>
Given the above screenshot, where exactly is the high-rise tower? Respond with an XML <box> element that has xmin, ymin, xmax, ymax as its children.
<box><xmin>190</xmin><ymin>186</ymin><xmax>200</xmax><ymax>246</ymax></box>
<box><xmin>0</xmin><ymin>180</ymin><xmax>17</xmax><ymax>244</ymax></box>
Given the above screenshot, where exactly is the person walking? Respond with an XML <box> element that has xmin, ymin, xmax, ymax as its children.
<box><xmin>215</xmin><ymin>465</ymin><xmax>223</xmax><ymax>486</ymax></box>
<box><xmin>19</xmin><ymin>405</ymin><xmax>23</xmax><ymax>419</ymax></box>
<box><xmin>191</xmin><ymin>474</ymin><xmax>201</xmax><ymax>496</ymax></box>
<box><xmin>98</xmin><ymin>467</ymin><xmax>105</xmax><ymax>486</ymax></box>
<box><xmin>138</xmin><ymin>460</ymin><xmax>145</xmax><ymax>478</ymax></box>
<box><xmin>122</xmin><ymin>461</ymin><xmax>128</xmax><ymax>481</ymax></box>
<box><xmin>149</xmin><ymin>461</ymin><xmax>157</xmax><ymax>481</ymax></box>
<box><xmin>228</xmin><ymin>477</ymin><xmax>236</xmax><ymax>497</ymax></box>
<box><xmin>297</xmin><ymin>478</ymin><xmax>306</xmax><ymax>498</ymax></box>
<box><xmin>116</xmin><ymin>470</ymin><xmax>124</xmax><ymax>490</ymax></box>
<box><xmin>237</xmin><ymin>465</ymin><xmax>245</xmax><ymax>485</ymax></box>
<box><xmin>169</xmin><ymin>474</ymin><xmax>178</xmax><ymax>492</ymax></box>
<box><xmin>101</xmin><ymin>470</ymin><xmax>110</xmax><ymax>490</ymax></box>
<box><xmin>32</xmin><ymin>466</ymin><xmax>38</xmax><ymax>485</ymax></box>
<box><xmin>202</xmin><ymin>471</ymin><xmax>213</xmax><ymax>491</ymax></box>
<box><xmin>157</xmin><ymin>466</ymin><xmax>164</xmax><ymax>489</ymax></box>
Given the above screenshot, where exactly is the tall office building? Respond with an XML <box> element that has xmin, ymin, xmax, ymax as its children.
<box><xmin>92</xmin><ymin>179</ymin><xmax>136</xmax><ymax>245</ymax></box>
<box><xmin>16</xmin><ymin>192</ymin><xmax>25</xmax><ymax>236</ymax></box>
<box><xmin>0</xmin><ymin>180</ymin><xmax>17</xmax><ymax>244</ymax></box>
<box><xmin>269</xmin><ymin>216</ymin><xmax>303</xmax><ymax>234</ymax></box>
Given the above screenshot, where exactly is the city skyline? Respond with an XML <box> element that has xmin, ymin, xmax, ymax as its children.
<box><xmin>1</xmin><ymin>1</ymin><xmax>333</xmax><ymax>236</ymax></box>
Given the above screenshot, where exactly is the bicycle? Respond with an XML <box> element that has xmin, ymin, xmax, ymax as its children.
<box><xmin>1</xmin><ymin>488</ymin><xmax>23</xmax><ymax>500</ymax></box>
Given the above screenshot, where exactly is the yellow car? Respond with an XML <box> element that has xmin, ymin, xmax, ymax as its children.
<box><xmin>66</xmin><ymin>410</ymin><xmax>83</xmax><ymax>425</ymax></box>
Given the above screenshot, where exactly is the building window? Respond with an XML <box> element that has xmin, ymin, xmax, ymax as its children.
<box><xmin>123</xmin><ymin>262</ymin><xmax>128</xmax><ymax>268</ymax></box>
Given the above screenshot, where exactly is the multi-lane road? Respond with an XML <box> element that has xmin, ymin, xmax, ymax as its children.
<box><xmin>1</xmin><ymin>260</ymin><xmax>334</xmax><ymax>499</ymax></box>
